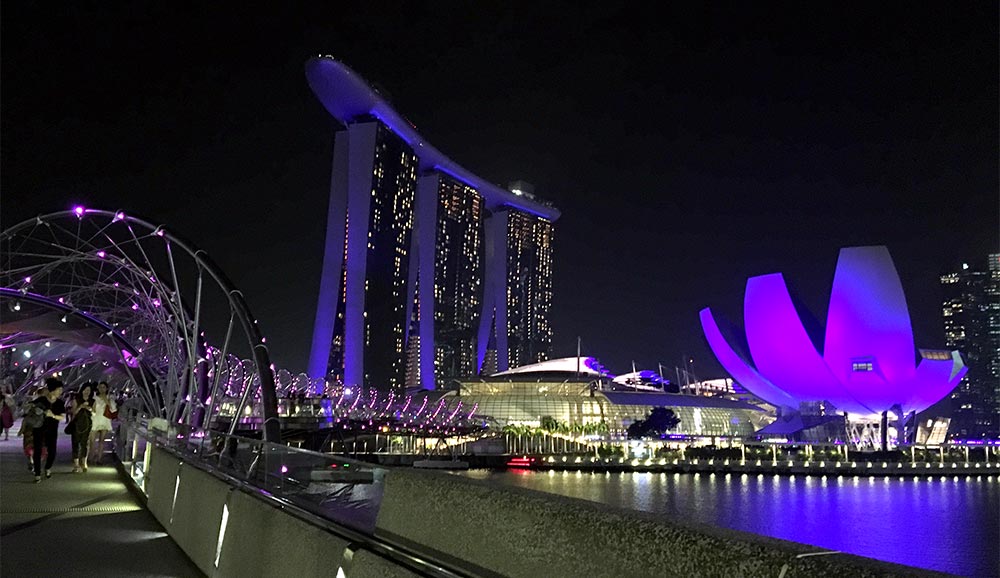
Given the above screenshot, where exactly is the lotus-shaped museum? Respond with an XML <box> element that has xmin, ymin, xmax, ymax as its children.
<box><xmin>700</xmin><ymin>246</ymin><xmax>966</xmax><ymax>418</ymax></box>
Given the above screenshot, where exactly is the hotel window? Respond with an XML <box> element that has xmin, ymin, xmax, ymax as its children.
<box><xmin>852</xmin><ymin>362</ymin><xmax>873</xmax><ymax>372</ymax></box>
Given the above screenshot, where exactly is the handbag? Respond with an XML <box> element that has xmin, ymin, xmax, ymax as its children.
<box><xmin>64</xmin><ymin>418</ymin><xmax>75</xmax><ymax>435</ymax></box>
<box><xmin>22</xmin><ymin>403</ymin><xmax>45</xmax><ymax>429</ymax></box>
<box><xmin>104</xmin><ymin>404</ymin><xmax>118</xmax><ymax>420</ymax></box>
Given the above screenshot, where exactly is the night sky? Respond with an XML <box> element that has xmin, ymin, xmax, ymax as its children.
<box><xmin>3</xmin><ymin>3</ymin><xmax>997</xmax><ymax>379</ymax></box>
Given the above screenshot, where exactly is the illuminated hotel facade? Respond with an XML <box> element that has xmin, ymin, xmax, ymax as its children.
<box><xmin>305</xmin><ymin>56</ymin><xmax>559</xmax><ymax>391</ymax></box>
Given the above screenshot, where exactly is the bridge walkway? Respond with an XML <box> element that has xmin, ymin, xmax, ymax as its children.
<box><xmin>0</xmin><ymin>419</ymin><xmax>202</xmax><ymax>578</ymax></box>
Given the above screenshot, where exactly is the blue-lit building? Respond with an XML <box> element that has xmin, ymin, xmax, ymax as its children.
<box><xmin>305</xmin><ymin>57</ymin><xmax>560</xmax><ymax>391</ymax></box>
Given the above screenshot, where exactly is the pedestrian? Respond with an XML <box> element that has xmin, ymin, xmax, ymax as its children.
<box><xmin>31</xmin><ymin>378</ymin><xmax>66</xmax><ymax>482</ymax></box>
<box><xmin>19</xmin><ymin>386</ymin><xmax>47</xmax><ymax>472</ymax></box>
<box><xmin>90</xmin><ymin>381</ymin><xmax>117</xmax><ymax>464</ymax></box>
<box><xmin>69</xmin><ymin>382</ymin><xmax>95</xmax><ymax>473</ymax></box>
<box><xmin>1</xmin><ymin>386</ymin><xmax>15</xmax><ymax>440</ymax></box>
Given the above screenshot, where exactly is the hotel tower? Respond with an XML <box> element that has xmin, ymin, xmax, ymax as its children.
<box><xmin>305</xmin><ymin>56</ymin><xmax>559</xmax><ymax>391</ymax></box>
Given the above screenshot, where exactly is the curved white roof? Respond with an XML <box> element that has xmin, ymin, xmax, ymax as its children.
<box><xmin>491</xmin><ymin>357</ymin><xmax>610</xmax><ymax>377</ymax></box>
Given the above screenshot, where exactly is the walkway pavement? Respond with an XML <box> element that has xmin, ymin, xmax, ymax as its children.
<box><xmin>1</xmin><ymin>419</ymin><xmax>203</xmax><ymax>578</ymax></box>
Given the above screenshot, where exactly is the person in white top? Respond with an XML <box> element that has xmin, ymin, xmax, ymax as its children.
<box><xmin>89</xmin><ymin>381</ymin><xmax>117</xmax><ymax>464</ymax></box>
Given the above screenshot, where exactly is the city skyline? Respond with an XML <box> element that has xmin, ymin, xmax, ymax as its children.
<box><xmin>2</xmin><ymin>3</ymin><xmax>996</xmax><ymax>378</ymax></box>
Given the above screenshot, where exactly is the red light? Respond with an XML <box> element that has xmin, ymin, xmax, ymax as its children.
<box><xmin>506</xmin><ymin>456</ymin><xmax>535</xmax><ymax>468</ymax></box>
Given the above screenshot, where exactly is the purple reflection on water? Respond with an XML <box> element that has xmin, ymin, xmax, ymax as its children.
<box><xmin>461</xmin><ymin>470</ymin><xmax>999</xmax><ymax>577</ymax></box>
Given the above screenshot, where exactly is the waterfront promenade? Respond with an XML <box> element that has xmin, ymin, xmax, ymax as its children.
<box><xmin>0</xmin><ymin>420</ymin><xmax>202</xmax><ymax>578</ymax></box>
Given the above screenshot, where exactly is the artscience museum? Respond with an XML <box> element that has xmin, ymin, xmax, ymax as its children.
<box><xmin>700</xmin><ymin>246</ymin><xmax>967</xmax><ymax>447</ymax></box>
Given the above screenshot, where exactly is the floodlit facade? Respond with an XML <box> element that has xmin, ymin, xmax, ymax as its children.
<box><xmin>305</xmin><ymin>56</ymin><xmax>559</xmax><ymax>391</ymax></box>
<box><xmin>444</xmin><ymin>378</ymin><xmax>766</xmax><ymax>438</ymax></box>
<box><xmin>420</xmin><ymin>357</ymin><xmax>768</xmax><ymax>438</ymax></box>
<box><xmin>700</xmin><ymin>246</ymin><xmax>968</xmax><ymax>422</ymax></box>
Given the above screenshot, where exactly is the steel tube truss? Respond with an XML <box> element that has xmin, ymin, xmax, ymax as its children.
<box><xmin>0</xmin><ymin>208</ymin><xmax>280</xmax><ymax>441</ymax></box>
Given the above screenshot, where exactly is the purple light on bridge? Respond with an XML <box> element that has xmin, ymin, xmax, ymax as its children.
<box><xmin>700</xmin><ymin>246</ymin><xmax>967</xmax><ymax>416</ymax></box>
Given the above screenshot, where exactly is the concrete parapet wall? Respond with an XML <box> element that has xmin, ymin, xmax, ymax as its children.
<box><xmin>374</xmin><ymin>468</ymin><xmax>948</xmax><ymax>578</ymax></box>
<box><xmin>345</xmin><ymin>549</ymin><xmax>422</xmax><ymax>578</ymax></box>
<box><xmin>145</xmin><ymin>446</ymin><xmax>181</xmax><ymax>528</ymax></box>
<box><xmin>217</xmin><ymin>489</ymin><xmax>351</xmax><ymax>577</ymax></box>
<box><xmin>171</xmin><ymin>465</ymin><xmax>229</xmax><ymax>575</ymax></box>
<box><xmin>139</xmin><ymin>445</ymin><xmax>411</xmax><ymax>577</ymax></box>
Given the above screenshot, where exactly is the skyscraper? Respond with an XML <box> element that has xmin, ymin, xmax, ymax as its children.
<box><xmin>429</xmin><ymin>175</ymin><xmax>484</xmax><ymax>380</ymax></box>
<box><xmin>305</xmin><ymin>56</ymin><xmax>559</xmax><ymax>391</ymax></box>
<box><xmin>503</xmin><ymin>206</ymin><xmax>555</xmax><ymax>369</ymax></box>
<box><xmin>308</xmin><ymin>120</ymin><xmax>417</xmax><ymax>391</ymax></box>
<box><xmin>942</xmin><ymin>254</ymin><xmax>1000</xmax><ymax>439</ymax></box>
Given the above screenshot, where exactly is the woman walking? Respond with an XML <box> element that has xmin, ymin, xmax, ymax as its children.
<box><xmin>32</xmin><ymin>378</ymin><xmax>66</xmax><ymax>482</ymax></box>
<box><xmin>89</xmin><ymin>381</ymin><xmax>117</xmax><ymax>464</ymax></box>
<box><xmin>70</xmin><ymin>382</ymin><xmax>95</xmax><ymax>473</ymax></box>
<box><xmin>1</xmin><ymin>386</ymin><xmax>15</xmax><ymax>440</ymax></box>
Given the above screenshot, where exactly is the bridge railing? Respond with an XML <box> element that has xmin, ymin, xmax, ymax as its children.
<box><xmin>116</xmin><ymin>418</ymin><xmax>388</xmax><ymax>533</ymax></box>
<box><xmin>113</xmin><ymin>417</ymin><xmax>472</xmax><ymax>577</ymax></box>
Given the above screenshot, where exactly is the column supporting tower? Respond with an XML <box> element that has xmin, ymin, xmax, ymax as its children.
<box><xmin>415</xmin><ymin>174</ymin><xmax>439</xmax><ymax>390</ymax></box>
<box><xmin>307</xmin><ymin>128</ymin><xmax>351</xmax><ymax>381</ymax></box>
<box><xmin>478</xmin><ymin>210</ymin><xmax>509</xmax><ymax>373</ymax></box>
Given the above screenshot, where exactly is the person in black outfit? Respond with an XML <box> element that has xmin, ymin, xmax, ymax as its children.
<box><xmin>70</xmin><ymin>382</ymin><xmax>95</xmax><ymax>473</ymax></box>
<box><xmin>32</xmin><ymin>377</ymin><xmax>66</xmax><ymax>483</ymax></box>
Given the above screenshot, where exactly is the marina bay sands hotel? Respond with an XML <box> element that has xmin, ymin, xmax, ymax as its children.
<box><xmin>305</xmin><ymin>56</ymin><xmax>559</xmax><ymax>391</ymax></box>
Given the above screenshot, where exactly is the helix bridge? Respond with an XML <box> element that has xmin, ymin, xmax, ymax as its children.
<box><xmin>0</xmin><ymin>208</ymin><xmax>481</xmax><ymax>445</ymax></box>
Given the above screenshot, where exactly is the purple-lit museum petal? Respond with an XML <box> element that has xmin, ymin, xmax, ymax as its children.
<box><xmin>702</xmin><ymin>246</ymin><xmax>965</xmax><ymax>419</ymax></box>
<box><xmin>699</xmin><ymin>308</ymin><xmax>797</xmax><ymax>409</ymax></box>
<box><xmin>902</xmin><ymin>354</ymin><xmax>969</xmax><ymax>414</ymax></box>
<box><xmin>824</xmin><ymin>246</ymin><xmax>916</xmax><ymax>388</ymax></box>
<box><xmin>743</xmin><ymin>274</ymin><xmax>872</xmax><ymax>415</ymax></box>
<box><xmin>841</xmin><ymin>364</ymin><xmax>893</xmax><ymax>411</ymax></box>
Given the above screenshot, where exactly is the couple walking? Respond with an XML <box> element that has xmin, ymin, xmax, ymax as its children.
<box><xmin>24</xmin><ymin>377</ymin><xmax>117</xmax><ymax>482</ymax></box>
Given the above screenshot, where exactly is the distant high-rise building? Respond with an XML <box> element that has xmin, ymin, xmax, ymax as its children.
<box><xmin>428</xmin><ymin>175</ymin><xmax>484</xmax><ymax>381</ymax></box>
<box><xmin>942</xmin><ymin>254</ymin><xmax>1000</xmax><ymax>439</ymax></box>
<box><xmin>502</xmin><ymin>206</ymin><xmax>555</xmax><ymax>368</ymax></box>
<box><xmin>306</xmin><ymin>56</ymin><xmax>560</xmax><ymax>391</ymax></box>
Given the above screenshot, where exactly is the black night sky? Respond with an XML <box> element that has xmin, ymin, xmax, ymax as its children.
<box><xmin>3</xmin><ymin>3</ymin><xmax>997</xmax><ymax>378</ymax></box>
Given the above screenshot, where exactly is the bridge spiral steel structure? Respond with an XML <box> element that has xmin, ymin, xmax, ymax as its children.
<box><xmin>0</xmin><ymin>208</ymin><xmax>280</xmax><ymax>441</ymax></box>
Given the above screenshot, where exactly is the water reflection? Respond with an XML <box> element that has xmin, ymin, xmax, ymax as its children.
<box><xmin>458</xmin><ymin>470</ymin><xmax>998</xmax><ymax>577</ymax></box>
